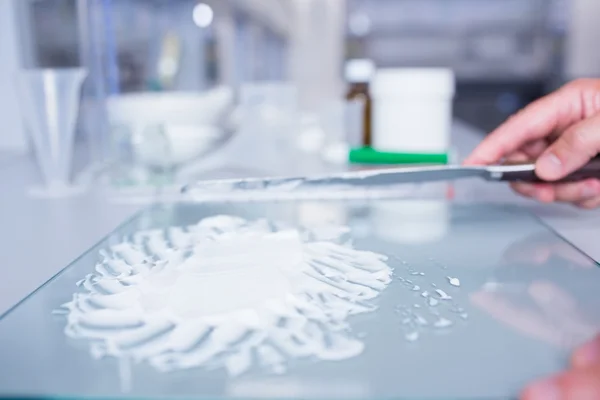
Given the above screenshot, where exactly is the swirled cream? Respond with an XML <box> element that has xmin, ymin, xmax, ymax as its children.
<box><xmin>55</xmin><ymin>215</ymin><xmax>392</xmax><ymax>376</ymax></box>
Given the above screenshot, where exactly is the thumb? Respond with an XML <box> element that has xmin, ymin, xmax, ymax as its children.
<box><xmin>521</xmin><ymin>364</ymin><xmax>600</xmax><ymax>400</ymax></box>
<box><xmin>572</xmin><ymin>334</ymin><xmax>600</xmax><ymax>369</ymax></box>
<box><xmin>536</xmin><ymin>113</ymin><xmax>600</xmax><ymax>181</ymax></box>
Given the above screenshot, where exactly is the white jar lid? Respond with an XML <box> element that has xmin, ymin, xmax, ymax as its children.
<box><xmin>371</xmin><ymin>68</ymin><xmax>455</xmax><ymax>98</ymax></box>
<box><xmin>344</xmin><ymin>59</ymin><xmax>376</xmax><ymax>83</ymax></box>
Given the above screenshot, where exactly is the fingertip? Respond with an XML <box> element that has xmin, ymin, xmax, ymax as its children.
<box><xmin>554</xmin><ymin>365</ymin><xmax>600</xmax><ymax>399</ymax></box>
<box><xmin>580</xmin><ymin>179</ymin><xmax>600</xmax><ymax>199</ymax></box>
<box><xmin>535</xmin><ymin>152</ymin><xmax>564</xmax><ymax>181</ymax></box>
<box><xmin>464</xmin><ymin>141</ymin><xmax>509</xmax><ymax>166</ymax></box>
<box><xmin>576</xmin><ymin>200</ymin><xmax>600</xmax><ymax>210</ymax></box>
<box><xmin>463</xmin><ymin>153</ymin><xmax>496</xmax><ymax>166</ymax></box>
<box><xmin>575</xmin><ymin>183</ymin><xmax>600</xmax><ymax>210</ymax></box>
<box><xmin>535</xmin><ymin>184</ymin><xmax>556</xmax><ymax>203</ymax></box>
<box><xmin>462</xmin><ymin>156</ymin><xmax>480</xmax><ymax>166</ymax></box>
<box><xmin>571</xmin><ymin>335</ymin><xmax>600</xmax><ymax>369</ymax></box>
<box><xmin>520</xmin><ymin>377</ymin><xmax>562</xmax><ymax>400</ymax></box>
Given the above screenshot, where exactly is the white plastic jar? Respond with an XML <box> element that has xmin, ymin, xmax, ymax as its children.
<box><xmin>371</xmin><ymin>68</ymin><xmax>455</xmax><ymax>154</ymax></box>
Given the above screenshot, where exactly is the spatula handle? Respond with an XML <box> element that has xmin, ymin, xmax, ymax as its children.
<box><xmin>500</xmin><ymin>155</ymin><xmax>600</xmax><ymax>183</ymax></box>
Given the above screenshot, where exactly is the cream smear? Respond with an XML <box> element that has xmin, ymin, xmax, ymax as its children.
<box><xmin>55</xmin><ymin>215</ymin><xmax>392</xmax><ymax>376</ymax></box>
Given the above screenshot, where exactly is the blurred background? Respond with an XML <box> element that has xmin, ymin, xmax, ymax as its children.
<box><xmin>2</xmin><ymin>0</ymin><xmax>599</xmax><ymax>200</ymax></box>
<box><xmin>13</xmin><ymin>0</ymin><xmax>578</xmax><ymax>128</ymax></box>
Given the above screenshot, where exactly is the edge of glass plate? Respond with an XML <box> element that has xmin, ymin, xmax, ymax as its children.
<box><xmin>460</xmin><ymin>202</ymin><xmax>599</xmax><ymax>268</ymax></box>
<box><xmin>527</xmin><ymin>208</ymin><xmax>600</xmax><ymax>267</ymax></box>
<box><xmin>0</xmin><ymin>201</ymin><xmax>535</xmax><ymax>400</ymax></box>
<box><xmin>1</xmin><ymin>200</ymin><xmax>595</xmax><ymax>322</ymax></box>
<box><xmin>0</xmin><ymin>206</ymin><xmax>152</xmax><ymax>321</ymax></box>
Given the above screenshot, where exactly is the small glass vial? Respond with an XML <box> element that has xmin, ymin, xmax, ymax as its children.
<box><xmin>344</xmin><ymin>59</ymin><xmax>375</xmax><ymax>147</ymax></box>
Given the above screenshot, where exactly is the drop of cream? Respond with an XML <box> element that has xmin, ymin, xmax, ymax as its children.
<box><xmin>447</xmin><ymin>277</ymin><xmax>460</xmax><ymax>287</ymax></box>
<box><xmin>433</xmin><ymin>317</ymin><xmax>453</xmax><ymax>328</ymax></box>
<box><xmin>415</xmin><ymin>314</ymin><xmax>428</xmax><ymax>326</ymax></box>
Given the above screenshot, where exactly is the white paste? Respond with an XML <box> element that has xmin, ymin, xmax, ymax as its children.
<box><xmin>58</xmin><ymin>215</ymin><xmax>392</xmax><ymax>377</ymax></box>
<box><xmin>447</xmin><ymin>277</ymin><xmax>460</xmax><ymax>287</ymax></box>
<box><xmin>414</xmin><ymin>314</ymin><xmax>428</xmax><ymax>326</ymax></box>
<box><xmin>433</xmin><ymin>317</ymin><xmax>453</xmax><ymax>328</ymax></box>
<box><xmin>405</xmin><ymin>331</ymin><xmax>419</xmax><ymax>342</ymax></box>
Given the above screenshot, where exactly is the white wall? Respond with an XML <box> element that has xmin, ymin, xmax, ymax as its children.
<box><xmin>211</xmin><ymin>0</ymin><xmax>290</xmax><ymax>87</ymax></box>
<box><xmin>288</xmin><ymin>0</ymin><xmax>347</xmax><ymax>111</ymax></box>
<box><xmin>0</xmin><ymin>0</ymin><xmax>29</xmax><ymax>153</ymax></box>
<box><xmin>349</xmin><ymin>0</ymin><xmax>553</xmax><ymax>80</ymax></box>
<box><xmin>565</xmin><ymin>0</ymin><xmax>600</xmax><ymax>79</ymax></box>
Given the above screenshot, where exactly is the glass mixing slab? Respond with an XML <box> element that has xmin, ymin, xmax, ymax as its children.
<box><xmin>1</xmin><ymin>200</ymin><xmax>599</xmax><ymax>400</ymax></box>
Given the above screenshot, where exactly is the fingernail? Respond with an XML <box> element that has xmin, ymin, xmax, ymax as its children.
<box><xmin>537</xmin><ymin>153</ymin><xmax>563</xmax><ymax>179</ymax></box>
<box><xmin>575</xmin><ymin>339</ymin><xmax>600</xmax><ymax>367</ymax></box>
<box><xmin>525</xmin><ymin>379</ymin><xmax>562</xmax><ymax>400</ymax></box>
<box><xmin>582</xmin><ymin>183</ymin><xmax>600</xmax><ymax>199</ymax></box>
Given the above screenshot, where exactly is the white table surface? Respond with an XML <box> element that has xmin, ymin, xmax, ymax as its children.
<box><xmin>0</xmin><ymin>120</ymin><xmax>598</xmax><ymax>317</ymax></box>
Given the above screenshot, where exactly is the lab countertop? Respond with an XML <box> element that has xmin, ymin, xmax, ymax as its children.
<box><xmin>0</xmin><ymin>120</ymin><xmax>599</xmax><ymax>318</ymax></box>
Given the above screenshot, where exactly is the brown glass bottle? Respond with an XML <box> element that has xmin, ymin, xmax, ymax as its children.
<box><xmin>346</xmin><ymin>82</ymin><xmax>372</xmax><ymax>147</ymax></box>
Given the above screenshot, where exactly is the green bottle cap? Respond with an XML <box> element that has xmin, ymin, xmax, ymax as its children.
<box><xmin>349</xmin><ymin>147</ymin><xmax>449</xmax><ymax>165</ymax></box>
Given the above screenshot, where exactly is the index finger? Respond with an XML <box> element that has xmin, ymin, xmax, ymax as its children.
<box><xmin>463</xmin><ymin>84</ymin><xmax>582</xmax><ymax>165</ymax></box>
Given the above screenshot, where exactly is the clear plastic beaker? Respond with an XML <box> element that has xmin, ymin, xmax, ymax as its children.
<box><xmin>319</xmin><ymin>100</ymin><xmax>351</xmax><ymax>166</ymax></box>
<box><xmin>17</xmin><ymin>68</ymin><xmax>87</xmax><ymax>198</ymax></box>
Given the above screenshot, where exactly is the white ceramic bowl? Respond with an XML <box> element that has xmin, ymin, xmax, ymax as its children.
<box><xmin>107</xmin><ymin>87</ymin><xmax>234</xmax><ymax>167</ymax></box>
<box><xmin>132</xmin><ymin>124</ymin><xmax>224</xmax><ymax>168</ymax></box>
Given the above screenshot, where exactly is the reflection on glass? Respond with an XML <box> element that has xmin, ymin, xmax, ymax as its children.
<box><xmin>471</xmin><ymin>232</ymin><xmax>600</xmax><ymax>349</ymax></box>
<box><xmin>55</xmin><ymin>215</ymin><xmax>392</xmax><ymax>378</ymax></box>
<box><xmin>371</xmin><ymin>198</ymin><xmax>450</xmax><ymax>244</ymax></box>
<box><xmin>2</xmin><ymin>203</ymin><xmax>600</xmax><ymax>399</ymax></box>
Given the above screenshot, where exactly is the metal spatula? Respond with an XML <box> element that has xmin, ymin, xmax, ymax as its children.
<box><xmin>182</xmin><ymin>156</ymin><xmax>600</xmax><ymax>196</ymax></box>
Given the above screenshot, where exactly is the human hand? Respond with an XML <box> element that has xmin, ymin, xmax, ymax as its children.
<box><xmin>521</xmin><ymin>334</ymin><xmax>600</xmax><ymax>399</ymax></box>
<box><xmin>464</xmin><ymin>79</ymin><xmax>600</xmax><ymax>208</ymax></box>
